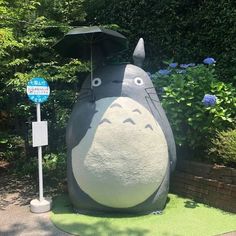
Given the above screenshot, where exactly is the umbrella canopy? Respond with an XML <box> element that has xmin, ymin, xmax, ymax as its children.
<box><xmin>53</xmin><ymin>26</ymin><xmax>128</xmax><ymax>59</ymax></box>
<box><xmin>53</xmin><ymin>26</ymin><xmax>128</xmax><ymax>101</ymax></box>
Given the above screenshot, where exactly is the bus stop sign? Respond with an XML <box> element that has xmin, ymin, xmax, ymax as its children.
<box><xmin>27</xmin><ymin>77</ymin><xmax>50</xmax><ymax>103</ymax></box>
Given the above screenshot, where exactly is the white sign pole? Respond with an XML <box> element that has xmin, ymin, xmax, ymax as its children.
<box><xmin>28</xmin><ymin>77</ymin><xmax>51</xmax><ymax>213</ymax></box>
<box><xmin>36</xmin><ymin>103</ymin><xmax>44</xmax><ymax>202</ymax></box>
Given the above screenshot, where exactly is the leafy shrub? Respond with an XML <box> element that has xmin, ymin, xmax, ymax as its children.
<box><xmin>208</xmin><ymin>130</ymin><xmax>236</xmax><ymax>165</ymax></box>
<box><xmin>43</xmin><ymin>152</ymin><xmax>67</xmax><ymax>187</ymax></box>
<box><xmin>0</xmin><ymin>132</ymin><xmax>26</xmax><ymax>161</ymax></box>
<box><xmin>15</xmin><ymin>152</ymin><xmax>67</xmax><ymax>187</ymax></box>
<box><xmin>84</xmin><ymin>0</ymin><xmax>236</xmax><ymax>84</ymax></box>
<box><xmin>43</xmin><ymin>152</ymin><xmax>66</xmax><ymax>175</ymax></box>
<box><xmin>152</xmin><ymin>60</ymin><xmax>236</xmax><ymax>151</ymax></box>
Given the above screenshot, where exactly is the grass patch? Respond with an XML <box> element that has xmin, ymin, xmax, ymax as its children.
<box><xmin>51</xmin><ymin>194</ymin><xmax>236</xmax><ymax>236</ymax></box>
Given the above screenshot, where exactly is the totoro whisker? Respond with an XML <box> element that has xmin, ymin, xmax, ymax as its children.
<box><xmin>145</xmin><ymin>96</ymin><xmax>164</xmax><ymax>124</ymax></box>
<box><xmin>79</xmin><ymin>94</ymin><xmax>91</xmax><ymax>100</ymax></box>
<box><xmin>80</xmin><ymin>87</ymin><xmax>91</xmax><ymax>91</ymax></box>
<box><xmin>145</xmin><ymin>87</ymin><xmax>156</xmax><ymax>92</ymax></box>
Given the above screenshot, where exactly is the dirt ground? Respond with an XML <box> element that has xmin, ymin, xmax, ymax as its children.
<box><xmin>0</xmin><ymin>167</ymin><xmax>69</xmax><ymax>236</ymax></box>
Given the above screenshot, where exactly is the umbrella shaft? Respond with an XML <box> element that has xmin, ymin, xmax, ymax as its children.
<box><xmin>90</xmin><ymin>44</ymin><xmax>93</xmax><ymax>90</ymax></box>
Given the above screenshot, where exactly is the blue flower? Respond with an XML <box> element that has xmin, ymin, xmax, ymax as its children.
<box><xmin>180</xmin><ymin>64</ymin><xmax>189</xmax><ymax>69</ymax></box>
<box><xmin>203</xmin><ymin>57</ymin><xmax>216</xmax><ymax>65</ymax></box>
<box><xmin>169</xmin><ymin>62</ymin><xmax>178</xmax><ymax>68</ymax></box>
<box><xmin>202</xmin><ymin>94</ymin><xmax>217</xmax><ymax>106</ymax></box>
<box><xmin>187</xmin><ymin>63</ymin><xmax>196</xmax><ymax>67</ymax></box>
<box><xmin>158</xmin><ymin>69</ymin><xmax>171</xmax><ymax>75</ymax></box>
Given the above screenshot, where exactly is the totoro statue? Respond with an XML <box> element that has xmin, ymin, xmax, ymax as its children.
<box><xmin>66</xmin><ymin>38</ymin><xmax>176</xmax><ymax>214</ymax></box>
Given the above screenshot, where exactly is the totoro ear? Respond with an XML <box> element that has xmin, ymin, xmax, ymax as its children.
<box><xmin>133</xmin><ymin>38</ymin><xmax>145</xmax><ymax>68</ymax></box>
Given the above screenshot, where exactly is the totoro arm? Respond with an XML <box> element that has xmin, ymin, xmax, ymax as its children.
<box><xmin>66</xmin><ymin>101</ymin><xmax>97</xmax><ymax>151</ymax></box>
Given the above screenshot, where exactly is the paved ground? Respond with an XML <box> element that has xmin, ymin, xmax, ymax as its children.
<box><xmin>0</xmin><ymin>204</ymin><xmax>69</xmax><ymax>236</ymax></box>
<box><xmin>0</xmin><ymin>172</ymin><xmax>70</xmax><ymax>236</ymax></box>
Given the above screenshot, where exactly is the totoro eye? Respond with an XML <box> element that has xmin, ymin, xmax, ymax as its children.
<box><xmin>92</xmin><ymin>77</ymin><xmax>102</xmax><ymax>87</ymax></box>
<box><xmin>134</xmin><ymin>77</ymin><xmax>144</xmax><ymax>86</ymax></box>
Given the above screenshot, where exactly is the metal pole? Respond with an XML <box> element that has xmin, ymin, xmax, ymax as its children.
<box><xmin>36</xmin><ymin>103</ymin><xmax>44</xmax><ymax>202</ymax></box>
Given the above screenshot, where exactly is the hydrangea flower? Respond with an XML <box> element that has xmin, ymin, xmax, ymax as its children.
<box><xmin>203</xmin><ymin>57</ymin><xmax>216</xmax><ymax>65</ymax></box>
<box><xmin>187</xmin><ymin>63</ymin><xmax>196</xmax><ymax>67</ymax></box>
<box><xmin>180</xmin><ymin>64</ymin><xmax>189</xmax><ymax>69</ymax></box>
<box><xmin>202</xmin><ymin>94</ymin><xmax>217</xmax><ymax>106</ymax></box>
<box><xmin>158</xmin><ymin>69</ymin><xmax>171</xmax><ymax>75</ymax></box>
<box><xmin>169</xmin><ymin>62</ymin><xmax>178</xmax><ymax>68</ymax></box>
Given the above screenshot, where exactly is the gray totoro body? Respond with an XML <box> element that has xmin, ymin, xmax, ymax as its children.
<box><xmin>66</xmin><ymin>38</ymin><xmax>176</xmax><ymax>214</ymax></box>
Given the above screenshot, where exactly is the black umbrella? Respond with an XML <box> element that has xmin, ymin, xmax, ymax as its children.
<box><xmin>53</xmin><ymin>26</ymin><xmax>128</xmax><ymax>92</ymax></box>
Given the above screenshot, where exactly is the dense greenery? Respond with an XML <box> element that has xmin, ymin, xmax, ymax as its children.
<box><xmin>152</xmin><ymin>61</ymin><xmax>236</xmax><ymax>155</ymax></box>
<box><xmin>0</xmin><ymin>0</ymin><xmax>235</xmax><ymax>175</ymax></box>
<box><xmin>84</xmin><ymin>0</ymin><xmax>236</xmax><ymax>85</ymax></box>
<box><xmin>0</xmin><ymin>1</ymin><xmax>89</xmax><ymax>147</ymax></box>
<box><xmin>0</xmin><ymin>0</ymin><xmax>89</xmax><ymax>178</ymax></box>
<box><xmin>209</xmin><ymin>129</ymin><xmax>236</xmax><ymax>166</ymax></box>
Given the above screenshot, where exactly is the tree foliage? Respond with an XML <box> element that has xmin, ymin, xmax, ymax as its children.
<box><xmin>0</xmin><ymin>0</ymin><xmax>235</xmax><ymax>171</ymax></box>
<box><xmin>84</xmin><ymin>0</ymin><xmax>236</xmax><ymax>84</ymax></box>
<box><xmin>0</xmin><ymin>0</ymin><xmax>89</xmax><ymax>162</ymax></box>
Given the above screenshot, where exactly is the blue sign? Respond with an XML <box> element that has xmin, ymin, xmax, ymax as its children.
<box><xmin>27</xmin><ymin>77</ymin><xmax>50</xmax><ymax>103</ymax></box>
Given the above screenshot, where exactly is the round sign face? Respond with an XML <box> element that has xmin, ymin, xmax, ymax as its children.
<box><xmin>27</xmin><ymin>77</ymin><xmax>50</xmax><ymax>103</ymax></box>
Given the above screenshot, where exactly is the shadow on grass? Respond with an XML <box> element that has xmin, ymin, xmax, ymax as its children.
<box><xmin>54</xmin><ymin>221</ymin><xmax>150</xmax><ymax>236</ymax></box>
<box><xmin>52</xmin><ymin>195</ymin><xmax>152</xmax><ymax>235</ymax></box>
<box><xmin>52</xmin><ymin>194</ymin><xmax>166</xmax><ymax>218</ymax></box>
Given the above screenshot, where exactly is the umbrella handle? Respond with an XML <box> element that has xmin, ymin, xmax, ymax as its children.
<box><xmin>90</xmin><ymin>43</ymin><xmax>96</xmax><ymax>102</ymax></box>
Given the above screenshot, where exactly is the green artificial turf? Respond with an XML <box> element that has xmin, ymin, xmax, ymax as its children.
<box><xmin>51</xmin><ymin>194</ymin><xmax>236</xmax><ymax>236</ymax></box>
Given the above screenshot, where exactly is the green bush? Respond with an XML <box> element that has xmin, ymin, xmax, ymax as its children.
<box><xmin>14</xmin><ymin>152</ymin><xmax>66</xmax><ymax>184</ymax></box>
<box><xmin>84</xmin><ymin>0</ymin><xmax>236</xmax><ymax>85</ymax></box>
<box><xmin>43</xmin><ymin>152</ymin><xmax>66</xmax><ymax>180</ymax></box>
<box><xmin>0</xmin><ymin>132</ymin><xmax>25</xmax><ymax>161</ymax></box>
<box><xmin>208</xmin><ymin>130</ymin><xmax>236</xmax><ymax>165</ymax></box>
<box><xmin>152</xmin><ymin>60</ymin><xmax>236</xmax><ymax>152</ymax></box>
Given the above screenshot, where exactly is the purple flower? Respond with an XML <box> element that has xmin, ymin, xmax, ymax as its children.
<box><xmin>202</xmin><ymin>94</ymin><xmax>217</xmax><ymax>106</ymax></box>
<box><xmin>158</xmin><ymin>69</ymin><xmax>171</xmax><ymax>75</ymax></box>
<box><xmin>169</xmin><ymin>62</ymin><xmax>178</xmax><ymax>68</ymax></box>
<box><xmin>203</xmin><ymin>57</ymin><xmax>216</xmax><ymax>65</ymax></box>
<box><xmin>187</xmin><ymin>63</ymin><xmax>196</xmax><ymax>67</ymax></box>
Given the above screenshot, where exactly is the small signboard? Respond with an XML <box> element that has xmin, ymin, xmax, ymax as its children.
<box><xmin>27</xmin><ymin>77</ymin><xmax>50</xmax><ymax>103</ymax></box>
<box><xmin>32</xmin><ymin>121</ymin><xmax>48</xmax><ymax>147</ymax></box>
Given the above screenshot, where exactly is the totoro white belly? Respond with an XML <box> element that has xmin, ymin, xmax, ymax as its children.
<box><xmin>72</xmin><ymin>97</ymin><xmax>168</xmax><ymax>208</ymax></box>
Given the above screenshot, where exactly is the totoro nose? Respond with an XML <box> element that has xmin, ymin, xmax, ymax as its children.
<box><xmin>112</xmin><ymin>80</ymin><xmax>123</xmax><ymax>83</ymax></box>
